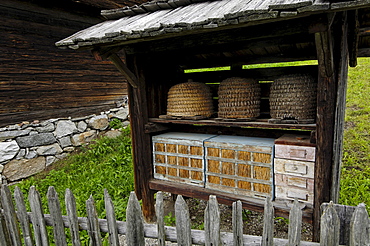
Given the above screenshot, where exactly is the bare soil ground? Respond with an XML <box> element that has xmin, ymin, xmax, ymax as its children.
<box><xmin>162</xmin><ymin>193</ymin><xmax>313</xmax><ymax>242</ymax></box>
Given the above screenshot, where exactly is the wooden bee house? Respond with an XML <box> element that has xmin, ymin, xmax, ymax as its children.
<box><xmin>56</xmin><ymin>0</ymin><xmax>370</xmax><ymax>239</ymax></box>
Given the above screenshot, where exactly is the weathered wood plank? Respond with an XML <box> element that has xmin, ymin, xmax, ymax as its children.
<box><xmin>126</xmin><ymin>53</ymin><xmax>156</xmax><ymax>221</ymax></box>
<box><xmin>126</xmin><ymin>192</ymin><xmax>145</xmax><ymax>246</ymax></box>
<box><xmin>104</xmin><ymin>189</ymin><xmax>120</xmax><ymax>246</ymax></box>
<box><xmin>232</xmin><ymin>200</ymin><xmax>243</xmax><ymax>246</ymax></box>
<box><xmin>349</xmin><ymin>203</ymin><xmax>370</xmax><ymax>246</ymax></box>
<box><xmin>29</xmin><ymin>186</ymin><xmax>50</xmax><ymax>246</ymax></box>
<box><xmin>288</xmin><ymin>199</ymin><xmax>302</xmax><ymax>246</ymax></box>
<box><xmin>47</xmin><ymin>187</ymin><xmax>67</xmax><ymax>246</ymax></box>
<box><xmin>205</xmin><ymin>195</ymin><xmax>221</xmax><ymax>246</ymax></box>
<box><xmin>175</xmin><ymin>195</ymin><xmax>192</xmax><ymax>246</ymax></box>
<box><xmin>86</xmin><ymin>195</ymin><xmax>102</xmax><ymax>246</ymax></box>
<box><xmin>331</xmin><ymin>11</ymin><xmax>349</xmax><ymax>204</ymax></box>
<box><xmin>0</xmin><ymin>209</ymin><xmax>11</xmax><ymax>246</ymax></box>
<box><xmin>14</xmin><ymin>186</ymin><xmax>34</xmax><ymax>246</ymax></box>
<box><xmin>0</xmin><ymin>185</ymin><xmax>22</xmax><ymax>246</ymax></box>
<box><xmin>262</xmin><ymin>197</ymin><xmax>274</xmax><ymax>246</ymax></box>
<box><xmin>320</xmin><ymin>202</ymin><xmax>340</xmax><ymax>246</ymax></box>
<box><xmin>65</xmin><ymin>188</ymin><xmax>81</xmax><ymax>246</ymax></box>
<box><xmin>155</xmin><ymin>191</ymin><xmax>166</xmax><ymax>246</ymax></box>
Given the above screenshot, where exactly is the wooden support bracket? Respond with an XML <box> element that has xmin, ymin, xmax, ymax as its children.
<box><xmin>91</xmin><ymin>48</ymin><xmax>138</xmax><ymax>88</ymax></box>
<box><xmin>108</xmin><ymin>53</ymin><xmax>138</xmax><ymax>88</ymax></box>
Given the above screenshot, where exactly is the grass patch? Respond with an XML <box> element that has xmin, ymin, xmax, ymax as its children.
<box><xmin>339</xmin><ymin>57</ymin><xmax>370</xmax><ymax>211</ymax></box>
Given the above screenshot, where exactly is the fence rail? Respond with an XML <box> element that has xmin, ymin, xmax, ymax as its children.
<box><xmin>0</xmin><ymin>184</ymin><xmax>369</xmax><ymax>245</ymax></box>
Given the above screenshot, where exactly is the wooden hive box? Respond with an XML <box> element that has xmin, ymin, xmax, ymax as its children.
<box><xmin>204</xmin><ymin>135</ymin><xmax>275</xmax><ymax>199</ymax></box>
<box><xmin>152</xmin><ymin>132</ymin><xmax>216</xmax><ymax>187</ymax></box>
<box><xmin>274</xmin><ymin>134</ymin><xmax>316</xmax><ymax>207</ymax></box>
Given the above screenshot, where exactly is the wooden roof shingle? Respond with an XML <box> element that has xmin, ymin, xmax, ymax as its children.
<box><xmin>56</xmin><ymin>0</ymin><xmax>370</xmax><ymax>50</ymax></box>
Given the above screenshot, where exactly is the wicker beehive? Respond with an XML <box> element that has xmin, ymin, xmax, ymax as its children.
<box><xmin>269</xmin><ymin>74</ymin><xmax>317</xmax><ymax>120</ymax></box>
<box><xmin>218</xmin><ymin>77</ymin><xmax>261</xmax><ymax>119</ymax></box>
<box><xmin>167</xmin><ymin>82</ymin><xmax>213</xmax><ymax>117</ymax></box>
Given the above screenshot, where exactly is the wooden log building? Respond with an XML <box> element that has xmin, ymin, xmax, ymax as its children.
<box><xmin>56</xmin><ymin>0</ymin><xmax>370</xmax><ymax>240</ymax></box>
<box><xmin>0</xmin><ymin>0</ymin><xmax>149</xmax><ymax>127</ymax></box>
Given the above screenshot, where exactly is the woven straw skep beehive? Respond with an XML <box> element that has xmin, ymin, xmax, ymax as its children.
<box><xmin>269</xmin><ymin>74</ymin><xmax>317</xmax><ymax>120</ymax></box>
<box><xmin>218</xmin><ymin>77</ymin><xmax>261</xmax><ymax>119</ymax></box>
<box><xmin>167</xmin><ymin>82</ymin><xmax>213</xmax><ymax>117</ymax></box>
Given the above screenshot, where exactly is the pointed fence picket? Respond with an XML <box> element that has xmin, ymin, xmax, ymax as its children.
<box><xmin>0</xmin><ymin>184</ymin><xmax>369</xmax><ymax>246</ymax></box>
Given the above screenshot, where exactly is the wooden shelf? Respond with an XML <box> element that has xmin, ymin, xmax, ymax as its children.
<box><xmin>148</xmin><ymin>118</ymin><xmax>316</xmax><ymax>131</ymax></box>
<box><xmin>149</xmin><ymin>179</ymin><xmax>313</xmax><ymax>223</ymax></box>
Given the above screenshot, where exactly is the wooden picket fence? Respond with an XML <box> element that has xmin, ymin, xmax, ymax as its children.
<box><xmin>0</xmin><ymin>184</ymin><xmax>369</xmax><ymax>246</ymax></box>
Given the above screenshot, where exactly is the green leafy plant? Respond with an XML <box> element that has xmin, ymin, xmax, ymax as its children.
<box><xmin>109</xmin><ymin>118</ymin><xmax>124</xmax><ymax>129</ymax></box>
<box><xmin>164</xmin><ymin>212</ymin><xmax>176</xmax><ymax>226</ymax></box>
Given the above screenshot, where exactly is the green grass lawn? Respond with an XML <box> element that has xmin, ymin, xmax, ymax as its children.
<box><xmin>339</xmin><ymin>57</ymin><xmax>370</xmax><ymax>210</ymax></box>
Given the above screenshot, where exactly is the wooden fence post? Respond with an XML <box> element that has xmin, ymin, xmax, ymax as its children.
<box><xmin>104</xmin><ymin>189</ymin><xmax>120</xmax><ymax>246</ymax></box>
<box><xmin>175</xmin><ymin>195</ymin><xmax>192</xmax><ymax>246</ymax></box>
<box><xmin>86</xmin><ymin>195</ymin><xmax>102</xmax><ymax>246</ymax></box>
<box><xmin>126</xmin><ymin>191</ymin><xmax>145</xmax><ymax>246</ymax></box>
<box><xmin>47</xmin><ymin>186</ymin><xmax>67</xmax><ymax>246</ymax></box>
<box><xmin>14</xmin><ymin>186</ymin><xmax>34</xmax><ymax>246</ymax></box>
<box><xmin>0</xmin><ymin>185</ymin><xmax>22</xmax><ymax>246</ymax></box>
<box><xmin>262</xmin><ymin>197</ymin><xmax>274</xmax><ymax>246</ymax></box>
<box><xmin>205</xmin><ymin>195</ymin><xmax>220</xmax><ymax>246</ymax></box>
<box><xmin>155</xmin><ymin>191</ymin><xmax>165</xmax><ymax>246</ymax></box>
<box><xmin>29</xmin><ymin>186</ymin><xmax>49</xmax><ymax>246</ymax></box>
<box><xmin>65</xmin><ymin>188</ymin><xmax>81</xmax><ymax>246</ymax></box>
<box><xmin>349</xmin><ymin>203</ymin><xmax>370</xmax><ymax>246</ymax></box>
<box><xmin>232</xmin><ymin>200</ymin><xmax>243</xmax><ymax>246</ymax></box>
<box><xmin>320</xmin><ymin>202</ymin><xmax>340</xmax><ymax>246</ymax></box>
<box><xmin>288</xmin><ymin>199</ymin><xmax>302</xmax><ymax>246</ymax></box>
<box><xmin>0</xmin><ymin>208</ymin><xmax>11</xmax><ymax>246</ymax></box>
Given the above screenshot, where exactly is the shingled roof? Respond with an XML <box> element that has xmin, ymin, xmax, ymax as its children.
<box><xmin>56</xmin><ymin>0</ymin><xmax>370</xmax><ymax>50</ymax></box>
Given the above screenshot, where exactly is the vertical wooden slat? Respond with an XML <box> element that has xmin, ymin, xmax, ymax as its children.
<box><xmin>65</xmin><ymin>188</ymin><xmax>81</xmax><ymax>246</ymax></box>
<box><xmin>0</xmin><ymin>185</ymin><xmax>22</xmax><ymax>246</ymax></box>
<box><xmin>0</xmin><ymin>188</ymin><xmax>12</xmax><ymax>246</ymax></box>
<box><xmin>0</xmin><ymin>210</ymin><xmax>11</xmax><ymax>246</ymax></box>
<box><xmin>232</xmin><ymin>200</ymin><xmax>243</xmax><ymax>246</ymax></box>
<box><xmin>155</xmin><ymin>191</ymin><xmax>166</xmax><ymax>246</ymax></box>
<box><xmin>320</xmin><ymin>202</ymin><xmax>340</xmax><ymax>246</ymax></box>
<box><xmin>14</xmin><ymin>186</ymin><xmax>34</xmax><ymax>246</ymax></box>
<box><xmin>175</xmin><ymin>195</ymin><xmax>192</xmax><ymax>246</ymax></box>
<box><xmin>288</xmin><ymin>199</ymin><xmax>302</xmax><ymax>246</ymax></box>
<box><xmin>29</xmin><ymin>186</ymin><xmax>49</xmax><ymax>246</ymax></box>
<box><xmin>126</xmin><ymin>191</ymin><xmax>145</xmax><ymax>246</ymax></box>
<box><xmin>205</xmin><ymin>195</ymin><xmax>220</xmax><ymax>246</ymax></box>
<box><xmin>47</xmin><ymin>186</ymin><xmax>67</xmax><ymax>246</ymax></box>
<box><xmin>349</xmin><ymin>203</ymin><xmax>370</xmax><ymax>246</ymax></box>
<box><xmin>262</xmin><ymin>197</ymin><xmax>274</xmax><ymax>246</ymax></box>
<box><xmin>321</xmin><ymin>202</ymin><xmax>356</xmax><ymax>245</ymax></box>
<box><xmin>86</xmin><ymin>195</ymin><xmax>102</xmax><ymax>246</ymax></box>
<box><xmin>104</xmin><ymin>189</ymin><xmax>119</xmax><ymax>246</ymax></box>
<box><xmin>331</xmin><ymin>11</ymin><xmax>349</xmax><ymax>204</ymax></box>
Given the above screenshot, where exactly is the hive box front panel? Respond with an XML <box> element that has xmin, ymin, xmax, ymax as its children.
<box><xmin>204</xmin><ymin>135</ymin><xmax>275</xmax><ymax>199</ymax></box>
<box><xmin>152</xmin><ymin>132</ymin><xmax>215</xmax><ymax>186</ymax></box>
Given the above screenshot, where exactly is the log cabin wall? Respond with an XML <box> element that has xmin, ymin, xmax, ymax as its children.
<box><xmin>0</xmin><ymin>0</ymin><xmax>128</xmax><ymax>127</ymax></box>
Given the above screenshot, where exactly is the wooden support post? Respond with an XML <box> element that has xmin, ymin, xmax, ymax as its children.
<box><xmin>348</xmin><ymin>10</ymin><xmax>359</xmax><ymax>67</ymax></box>
<box><xmin>126</xmin><ymin>54</ymin><xmax>156</xmax><ymax>222</ymax></box>
<box><xmin>313</xmin><ymin>11</ymin><xmax>349</xmax><ymax>241</ymax></box>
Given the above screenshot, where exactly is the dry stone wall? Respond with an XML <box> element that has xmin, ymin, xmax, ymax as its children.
<box><xmin>0</xmin><ymin>106</ymin><xmax>129</xmax><ymax>184</ymax></box>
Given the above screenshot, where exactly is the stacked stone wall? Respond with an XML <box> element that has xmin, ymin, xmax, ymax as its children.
<box><xmin>0</xmin><ymin>106</ymin><xmax>129</xmax><ymax>184</ymax></box>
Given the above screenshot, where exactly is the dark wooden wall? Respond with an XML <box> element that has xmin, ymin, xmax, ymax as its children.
<box><xmin>0</xmin><ymin>0</ymin><xmax>127</xmax><ymax>127</ymax></box>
